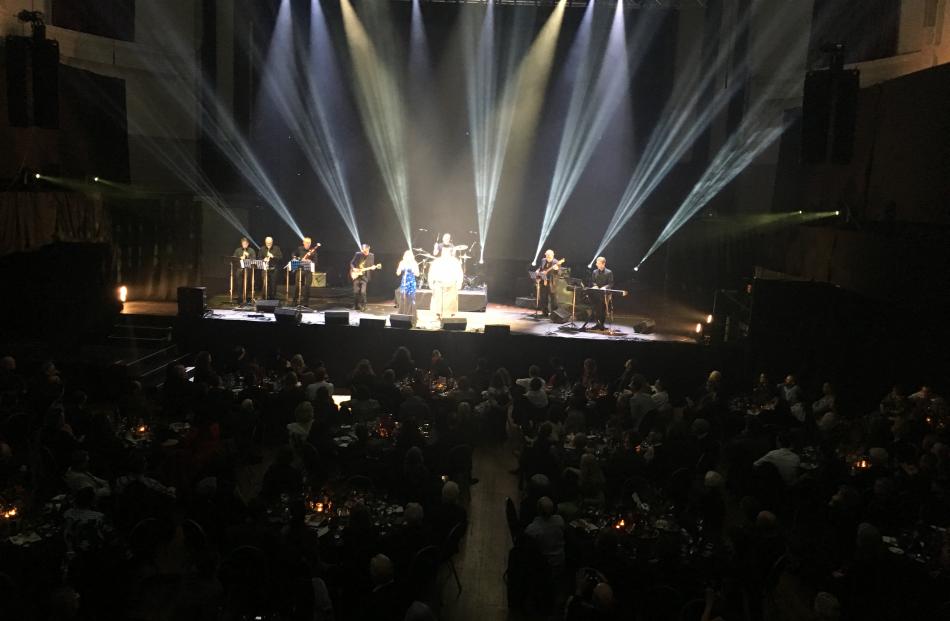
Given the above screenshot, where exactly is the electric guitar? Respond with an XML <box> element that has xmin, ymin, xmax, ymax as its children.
<box><xmin>536</xmin><ymin>258</ymin><xmax>566</xmax><ymax>284</ymax></box>
<box><xmin>349</xmin><ymin>263</ymin><xmax>382</xmax><ymax>280</ymax></box>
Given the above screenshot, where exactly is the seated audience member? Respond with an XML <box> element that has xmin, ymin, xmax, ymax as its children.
<box><xmin>115</xmin><ymin>453</ymin><xmax>176</xmax><ymax>497</ymax></box>
<box><xmin>63</xmin><ymin>486</ymin><xmax>107</xmax><ymax>555</ymax></box>
<box><xmin>305</xmin><ymin>367</ymin><xmax>335</xmax><ymax>400</ymax></box>
<box><xmin>577</xmin><ymin>453</ymin><xmax>606</xmax><ymax>507</ymax></box>
<box><xmin>386</xmin><ymin>346</ymin><xmax>416</xmax><ymax>381</ymax></box>
<box><xmin>651</xmin><ymin>379</ymin><xmax>671</xmax><ymax>413</ymax></box>
<box><xmin>402</xmin><ymin>446</ymin><xmax>432</xmax><ymax>503</ymax></box>
<box><xmin>384</xmin><ymin>502</ymin><xmax>430</xmax><ymax>573</ymax></box>
<box><xmin>63</xmin><ymin>450</ymin><xmax>111</xmax><ymax>498</ymax></box>
<box><xmin>753</xmin><ymin>432</ymin><xmax>801</xmax><ymax>485</ymax></box>
<box><xmin>516</xmin><ymin>365</ymin><xmax>543</xmax><ymax>390</ymax></box>
<box><xmin>627</xmin><ymin>375</ymin><xmax>657</xmax><ymax>432</ymax></box>
<box><xmin>752</xmin><ymin>373</ymin><xmax>776</xmax><ymax>407</ymax></box>
<box><xmin>812</xmin><ymin>381</ymin><xmax>836</xmax><ymax>417</ymax></box>
<box><xmin>261</xmin><ymin>446</ymin><xmax>304</xmax><ymax>501</ymax></box>
<box><xmin>448</xmin><ymin>376</ymin><xmax>479</xmax><ymax>406</ymax></box>
<box><xmin>287</xmin><ymin>401</ymin><xmax>314</xmax><ymax>458</ymax></box>
<box><xmin>525</xmin><ymin>377</ymin><xmax>549</xmax><ymax>408</ymax></box>
<box><xmin>346</xmin><ymin>384</ymin><xmax>381</xmax><ymax>421</ymax></box>
<box><xmin>430</xmin><ymin>349</ymin><xmax>453</xmax><ymax>379</ymax></box>
<box><xmin>40</xmin><ymin>407</ymin><xmax>80</xmax><ymax>474</ymax></box>
<box><xmin>524</xmin><ymin>496</ymin><xmax>566</xmax><ymax>570</ymax></box>
<box><xmin>430</xmin><ymin>480</ymin><xmax>467</xmax><ymax>545</ymax></box>
<box><xmin>362</xmin><ymin>554</ymin><xmax>405</xmax><ymax>621</ymax></box>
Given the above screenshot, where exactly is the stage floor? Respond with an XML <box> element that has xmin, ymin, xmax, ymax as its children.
<box><xmin>124</xmin><ymin>292</ymin><xmax>697</xmax><ymax>344</ymax></box>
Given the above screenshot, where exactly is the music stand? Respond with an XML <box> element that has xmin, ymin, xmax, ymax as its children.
<box><xmin>558</xmin><ymin>278</ymin><xmax>585</xmax><ymax>331</ymax></box>
<box><xmin>524</xmin><ymin>267</ymin><xmax>544</xmax><ymax>321</ymax></box>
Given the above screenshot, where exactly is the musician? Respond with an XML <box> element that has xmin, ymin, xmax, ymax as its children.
<box><xmin>396</xmin><ymin>250</ymin><xmax>418</xmax><ymax>320</ymax></box>
<box><xmin>261</xmin><ymin>236</ymin><xmax>283</xmax><ymax>299</ymax></box>
<box><xmin>292</xmin><ymin>236</ymin><xmax>319</xmax><ymax>307</ymax></box>
<box><xmin>433</xmin><ymin>233</ymin><xmax>455</xmax><ymax>258</ymax></box>
<box><xmin>350</xmin><ymin>243</ymin><xmax>375</xmax><ymax>311</ymax></box>
<box><xmin>233</xmin><ymin>237</ymin><xmax>257</xmax><ymax>260</ymax></box>
<box><xmin>232</xmin><ymin>237</ymin><xmax>257</xmax><ymax>304</ymax></box>
<box><xmin>589</xmin><ymin>256</ymin><xmax>614</xmax><ymax>331</ymax></box>
<box><xmin>537</xmin><ymin>249</ymin><xmax>560</xmax><ymax>317</ymax></box>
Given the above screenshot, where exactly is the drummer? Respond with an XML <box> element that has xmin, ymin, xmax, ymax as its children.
<box><xmin>434</xmin><ymin>233</ymin><xmax>457</xmax><ymax>258</ymax></box>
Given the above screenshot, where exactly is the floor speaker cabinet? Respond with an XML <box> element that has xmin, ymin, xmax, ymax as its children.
<box><xmin>324</xmin><ymin>310</ymin><xmax>350</xmax><ymax>326</ymax></box>
<box><xmin>514</xmin><ymin>297</ymin><xmax>536</xmax><ymax>309</ymax></box>
<box><xmin>255</xmin><ymin>300</ymin><xmax>279</xmax><ymax>314</ymax></box>
<box><xmin>484</xmin><ymin>324</ymin><xmax>510</xmax><ymax>337</ymax></box>
<box><xmin>633</xmin><ymin>318</ymin><xmax>656</xmax><ymax>334</ymax></box>
<box><xmin>177</xmin><ymin>287</ymin><xmax>206</xmax><ymax>319</ymax></box>
<box><xmin>275</xmin><ymin>308</ymin><xmax>302</xmax><ymax>325</ymax></box>
<box><xmin>389</xmin><ymin>314</ymin><xmax>415</xmax><ymax>329</ymax></box>
<box><xmin>549</xmin><ymin>307</ymin><xmax>571</xmax><ymax>324</ymax></box>
<box><xmin>359</xmin><ymin>317</ymin><xmax>386</xmax><ymax>329</ymax></box>
<box><xmin>441</xmin><ymin>317</ymin><xmax>467</xmax><ymax>331</ymax></box>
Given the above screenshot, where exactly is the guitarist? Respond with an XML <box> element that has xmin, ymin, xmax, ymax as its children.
<box><xmin>350</xmin><ymin>243</ymin><xmax>376</xmax><ymax>311</ymax></box>
<box><xmin>292</xmin><ymin>236</ymin><xmax>320</xmax><ymax>307</ymax></box>
<box><xmin>536</xmin><ymin>249</ymin><xmax>562</xmax><ymax>317</ymax></box>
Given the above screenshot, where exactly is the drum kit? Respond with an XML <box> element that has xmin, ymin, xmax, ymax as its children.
<box><xmin>412</xmin><ymin>240</ymin><xmax>484</xmax><ymax>289</ymax></box>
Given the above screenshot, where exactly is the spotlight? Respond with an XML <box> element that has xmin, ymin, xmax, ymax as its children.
<box><xmin>695</xmin><ymin>323</ymin><xmax>702</xmax><ymax>334</ymax></box>
<box><xmin>798</xmin><ymin>210</ymin><xmax>803</xmax><ymax>214</ymax></box>
<box><xmin>834</xmin><ymin>210</ymin><xmax>840</xmax><ymax>216</ymax></box>
<box><xmin>93</xmin><ymin>177</ymin><xmax>100</xmax><ymax>183</ymax></box>
<box><xmin>118</xmin><ymin>285</ymin><xmax>128</xmax><ymax>303</ymax></box>
<box><xmin>34</xmin><ymin>173</ymin><xmax>41</xmax><ymax>179</ymax></box>
<box><xmin>633</xmin><ymin>266</ymin><xmax>639</xmax><ymax>272</ymax></box>
<box><xmin>706</xmin><ymin>314</ymin><xmax>713</xmax><ymax>324</ymax></box>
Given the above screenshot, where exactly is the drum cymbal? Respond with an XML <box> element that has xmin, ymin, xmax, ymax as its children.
<box><xmin>416</xmin><ymin>252</ymin><xmax>436</xmax><ymax>260</ymax></box>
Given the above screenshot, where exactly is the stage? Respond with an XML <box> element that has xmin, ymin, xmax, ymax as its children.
<box><xmin>125</xmin><ymin>286</ymin><xmax>698</xmax><ymax>344</ymax></box>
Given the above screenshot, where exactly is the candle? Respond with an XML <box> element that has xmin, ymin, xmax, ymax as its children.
<box><xmin>315</xmin><ymin>502</ymin><xmax>324</xmax><ymax>513</ymax></box>
<box><xmin>615</xmin><ymin>519</ymin><xmax>625</xmax><ymax>530</ymax></box>
<box><xmin>2</xmin><ymin>507</ymin><xmax>17</xmax><ymax>519</ymax></box>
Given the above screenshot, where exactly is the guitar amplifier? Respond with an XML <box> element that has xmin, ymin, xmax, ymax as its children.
<box><xmin>311</xmin><ymin>272</ymin><xmax>327</xmax><ymax>287</ymax></box>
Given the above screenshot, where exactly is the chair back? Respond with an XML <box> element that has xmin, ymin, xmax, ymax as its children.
<box><xmin>440</xmin><ymin>521</ymin><xmax>466</xmax><ymax>560</ymax></box>
<box><xmin>505</xmin><ymin>497</ymin><xmax>520</xmax><ymax>544</ymax></box>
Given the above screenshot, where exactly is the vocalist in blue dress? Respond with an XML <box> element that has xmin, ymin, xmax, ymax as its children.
<box><xmin>396</xmin><ymin>250</ymin><xmax>418</xmax><ymax>319</ymax></box>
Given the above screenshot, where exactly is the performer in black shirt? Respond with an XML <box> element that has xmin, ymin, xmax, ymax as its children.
<box><xmin>588</xmin><ymin>256</ymin><xmax>614</xmax><ymax>330</ymax></box>
<box><xmin>232</xmin><ymin>237</ymin><xmax>257</xmax><ymax>304</ymax></box>
<box><xmin>536</xmin><ymin>249</ymin><xmax>562</xmax><ymax>317</ymax></box>
<box><xmin>433</xmin><ymin>233</ymin><xmax>455</xmax><ymax>257</ymax></box>
<box><xmin>350</xmin><ymin>244</ymin><xmax>376</xmax><ymax>311</ymax></box>
<box><xmin>292</xmin><ymin>236</ymin><xmax>320</xmax><ymax>307</ymax></box>
<box><xmin>261</xmin><ymin>236</ymin><xmax>282</xmax><ymax>299</ymax></box>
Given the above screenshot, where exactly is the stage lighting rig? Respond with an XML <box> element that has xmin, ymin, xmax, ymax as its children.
<box><xmin>17</xmin><ymin>10</ymin><xmax>46</xmax><ymax>40</ymax></box>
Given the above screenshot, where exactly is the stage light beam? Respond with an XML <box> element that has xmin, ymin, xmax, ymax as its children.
<box><xmin>340</xmin><ymin>0</ymin><xmax>413</xmax><ymax>249</ymax></box>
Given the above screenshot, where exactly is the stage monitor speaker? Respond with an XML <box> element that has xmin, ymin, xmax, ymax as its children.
<box><xmin>441</xmin><ymin>317</ymin><xmax>467</xmax><ymax>331</ymax></box>
<box><xmin>325</xmin><ymin>310</ymin><xmax>350</xmax><ymax>326</ymax></box>
<box><xmin>389</xmin><ymin>314</ymin><xmax>414</xmax><ymax>329</ymax></box>
<box><xmin>360</xmin><ymin>317</ymin><xmax>386</xmax><ymax>329</ymax></box>
<box><xmin>255</xmin><ymin>300</ymin><xmax>279</xmax><ymax>314</ymax></box>
<box><xmin>275</xmin><ymin>308</ymin><xmax>302</xmax><ymax>325</ymax></box>
<box><xmin>633</xmin><ymin>318</ymin><xmax>656</xmax><ymax>334</ymax></box>
<box><xmin>515</xmin><ymin>296</ymin><xmax>536</xmax><ymax>309</ymax></box>
<box><xmin>484</xmin><ymin>324</ymin><xmax>510</xmax><ymax>337</ymax></box>
<box><xmin>549</xmin><ymin>307</ymin><xmax>572</xmax><ymax>324</ymax></box>
<box><xmin>177</xmin><ymin>287</ymin><xmax>206</xmax><ymax>319</ymax></box>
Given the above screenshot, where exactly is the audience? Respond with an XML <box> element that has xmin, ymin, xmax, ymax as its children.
<box><xmin>3</xmin><ymin>340</ymin><xmax>950</xmax><ymax>621</ymax></box>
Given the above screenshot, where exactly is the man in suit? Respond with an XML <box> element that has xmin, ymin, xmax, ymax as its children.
<box><xmin>261</xmin><ymin>236</ymin><xmax>282</xmax><ymax>299</ymax></box>
<box><xmin>350</xmin><ymin>243</ymin><xmax>375</xmax><ymax>311</ymax></box>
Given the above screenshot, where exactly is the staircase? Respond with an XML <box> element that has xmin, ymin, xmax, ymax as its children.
<box><xmin>108</xmin><ymin>315</ymin><xmax>189</xmax><ymax>388</ymax></box>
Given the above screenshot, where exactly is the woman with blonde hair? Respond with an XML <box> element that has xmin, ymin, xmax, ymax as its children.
<box><xmin>396</xmin><ymin>249</ymin><xmax>418</xmax><ymax>320</ymax></box>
